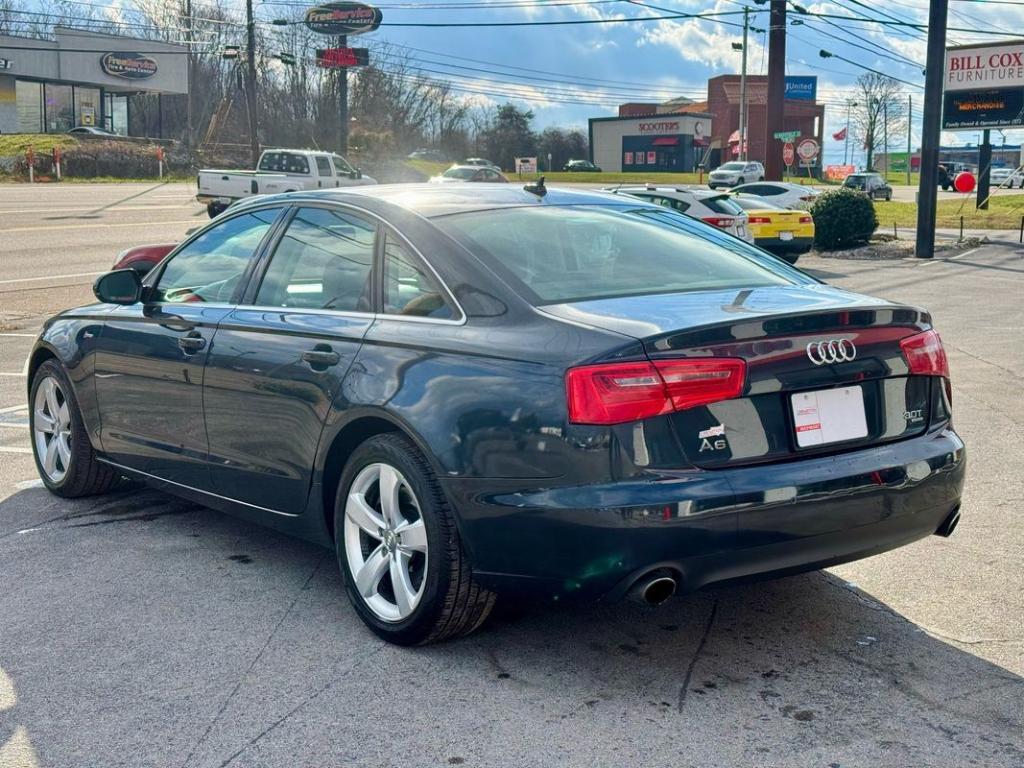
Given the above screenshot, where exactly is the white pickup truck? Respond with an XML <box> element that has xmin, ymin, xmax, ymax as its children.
<box><xmin>196</xmin><ymin>148</ymin><xmax>377</xmax><ymax>217</ymax></box>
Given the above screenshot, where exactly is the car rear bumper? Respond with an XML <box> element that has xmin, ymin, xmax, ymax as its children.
<box><xmin>443</xmin><ymin>427</ymin><xmax>965</xmax><ymax>601</ymax></box>
<box><xmin>757</xmin><ymin>235</ymin><xmax>814</xmax><ymax>253</ymax></box>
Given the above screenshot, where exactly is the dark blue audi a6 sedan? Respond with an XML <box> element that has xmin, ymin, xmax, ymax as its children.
<box><xmin>27</xmin><ymin>183</ymin><xmax>965</xmax><ymax>645</ymax></box>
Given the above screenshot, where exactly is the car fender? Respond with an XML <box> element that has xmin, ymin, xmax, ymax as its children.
<box><xmin>28</xmin><ymin>307</ymin><xmax>114</xmax><ymax>451</ymax></box>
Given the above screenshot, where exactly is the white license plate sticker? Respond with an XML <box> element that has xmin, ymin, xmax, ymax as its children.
<box><xmin>791</xmin><ymin>386</ymin><xmax>868</xmax><ymax>448</ymax></box>
<box><xmin>779</xmin><ymin>231</ymin><xmax>794</xmax><ymax>241</ymax></box>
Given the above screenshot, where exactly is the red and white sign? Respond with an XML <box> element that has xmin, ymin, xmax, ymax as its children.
<box><xmin>646</xmin><ymin>151</ymin><xmax>656</xmax><ymax>164</ymax></box>
<box><xmin>623</xmin><ymin>152</ymin><xmax>634</xmax><ymax>164</ymax></box>
<box><xmin>637</xmin><ymin>121</ymin><xmax>679</xmax><ymax>135</ymax></box>
<box><xmin>945</xmin><ymin>40</ymin><xmax>1024</xmax><ymax>92</ymax></box>
<box><xmin>783</xmin><ymin>142</ymin><xmax>795</xmax><ymax>166</ymax></box>
<box><xmin>797</xmin><ymin>138</ymin><xmax>819</xmax><ymax>162</ymax></box>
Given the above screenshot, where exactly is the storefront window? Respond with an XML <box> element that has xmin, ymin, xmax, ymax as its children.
<box><xmin>74</xmin><ymin>87</ymin><xmax>100</xmax><ymax>129</ymax></box>
<box><xmin>44</xmin><ymin>83</ymin><xmax>74</xmax><ymax>132</ymax></box>
<box><xmin>16</xmin><ymin>80</ymin><xmax>42</xmax><ymax>133</ymax></box>
<box><xmin>104</xmin><ymin>93</ymin><xmax>128</xmax><ymax>135</ymax></box>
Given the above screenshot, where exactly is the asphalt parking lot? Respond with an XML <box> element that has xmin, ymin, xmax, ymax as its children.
<box><xmin>0</xmin><ymin>182</ymin><xmax>1022</xmax><ymax>768</ymax></box>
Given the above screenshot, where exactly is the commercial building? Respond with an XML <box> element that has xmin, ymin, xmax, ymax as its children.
<box><xmin>588</xmin><ymin>112</ymin><xmax>713</xmax><ymax>173</ymax></box>
<box><xmin>0</xmin><ymin>27</ymin><xmax>188</xmax><ymax>136</ymax></box>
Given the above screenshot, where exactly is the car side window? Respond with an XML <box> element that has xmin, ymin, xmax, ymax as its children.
<box><xmin>314</xmin><ymin>155</ymin><xmax>333</xmax><ymax>176</ymax></box>
<box><xmin>152</xmin><ymin>210</ymin><xmax>279</xmax><ymax>304</ymax></box>
<box><xmin>255</xmin><ymin>207</ymin><xmax>375</xmax><ymax>312</ymax></box>
<box><xmin>383</xmin><ymin>233</ymin><xmax>454</xmax><ymax>320</ymax></box>
<box><xmin>635</xmin><ymin>193</ymin><xmax>690</xmax><ymax>214</ymax></box>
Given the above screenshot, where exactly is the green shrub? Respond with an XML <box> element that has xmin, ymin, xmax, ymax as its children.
<box><xmin>809</xmin><ymin>187</ymin><xmax>878</xmax><ymax>250</ymax></box>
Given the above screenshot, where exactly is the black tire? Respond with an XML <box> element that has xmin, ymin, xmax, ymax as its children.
<box><xmin>886</xmin><ymin>191</ymin><xmax>892</xmax><ymax>202</ymax></box>
<box><xmin>206</xmin><ymin>202</ymin><xmax>226</xmax><ymax>218</ymax></box>
<box><xmin>334</xmin><ymin>433</ymin><xmax>496</xmax><ymax>645</ymax></box>
<box><xmin>737</xmin><ymin>176</ymin><xmax>746</xmax><ymax>185</ymax></box>
<box><xmin>29</xmin><ymin>359</ymin><xmax>120</xmax><ymax>498</ymax></box>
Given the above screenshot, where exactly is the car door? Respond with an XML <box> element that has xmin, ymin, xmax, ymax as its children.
<box><xmin>202</xmin><ymin>204</ymin><xmax>376</xmax><ymax>514</ymax></box>
<box><xmin>93</xmin><ymin>208</ymin><xmax>283</xmax><ymax>487</ymax></box>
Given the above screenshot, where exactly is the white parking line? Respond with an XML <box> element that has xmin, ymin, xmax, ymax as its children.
<box><xmin>0</xmin><ymin>333</ymin><xmax>37</xmax><ymax>337</ymax></box>
<box><xmin>0</xmin><ymin>204</ymin><xmax>197</xmax><ymax>215</ymax></box>
<box><xmin>0</xmin><ymin>271</ymin><xmax>104</xmax><ymax>285</ymax></box>
<box><xmin>0</xmin><ymin>422</ymin><xmax>28</xmax><ymax>429</ymax></box>
<box><xmin>0</xmin><ymin>446</ymin><xmax>32</xmax><ymax>454</ymax></box>
<box><xmin>0</xmin><ymin>405</ymin><xmax>27</xmax><ymax>414</ymax></box>
<box><xmin>0</xmin><ymin>372</ymin><xmax>26</xmax><ymax>377</ymax></box>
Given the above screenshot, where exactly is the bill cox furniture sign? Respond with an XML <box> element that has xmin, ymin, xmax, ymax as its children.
<box><xmin>943</xmin><ymin>39</ymin><xmax>1024</xmax><ymax>130</ymax></box>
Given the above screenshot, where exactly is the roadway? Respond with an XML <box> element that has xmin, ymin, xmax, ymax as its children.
<box><xmin>0</xmin><ymin>181</ymin><xmax>1022</xmax><ymax>768</ymax></box>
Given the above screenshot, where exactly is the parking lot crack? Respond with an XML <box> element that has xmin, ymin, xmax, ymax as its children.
<box><xmin>677</xmin><ymin>600</ymin><xmax>718</xmax><ymax>711</ymax></box>
<box><xmin>180</xmin><ymin>552</ymin><xmax>328</xmax><ymax>768</ymax></box>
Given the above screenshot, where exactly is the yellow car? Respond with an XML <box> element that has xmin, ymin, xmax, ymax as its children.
<box><xmin>730</xmin><ymin>194</ymin><xmax>815</xmax><ymax>263</ymax></box>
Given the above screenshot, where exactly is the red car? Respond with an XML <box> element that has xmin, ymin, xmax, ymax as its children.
<box><xmin>112</xmin><ymin>243</ymin><xmax>176</xmax><ymax>275</ymax></box>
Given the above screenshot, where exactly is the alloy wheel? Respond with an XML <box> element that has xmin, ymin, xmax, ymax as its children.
<box><xmin>343</xmin><ymin>462</ymin><xmax>429</xmax><ymax>622</ymax></box>
<box><xmin>33</xmin><ymin>376</ymin><xmax>72</xmax><ymax>483</ymax></box>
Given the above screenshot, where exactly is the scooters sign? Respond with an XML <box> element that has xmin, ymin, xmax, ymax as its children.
<box><xmin>305</xmin><ymin>2</ymin><xmax>382</xmax><ymax>35</ymax></box>
<box><xmin>100</xmin><ymin>52</ymin><xmax>158</xmax><ymax>80</ymax></box>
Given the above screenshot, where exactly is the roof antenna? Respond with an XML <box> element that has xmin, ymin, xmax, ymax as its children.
<box><xmin>524</xmin><ymin>176</ymin><xmax>547</xmax><ymax>198</ymax></box>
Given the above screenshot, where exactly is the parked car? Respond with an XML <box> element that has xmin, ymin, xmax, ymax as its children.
<box><xmin>729</xmin><ymin>181</ymin><xmax>821</xmax><ymax>210</ymax></box>
<box><xmin>28</xmin><ymin>184</ymin><xmax>964</xmax><ymax>645</ymax></box>
<box><xmin>407</xmin><ymin>148</ymin><xmax>448</xmax><ymax>162</ymax></box>
<box><xmin>112</xmin><ymin>243</ymin><xmax>176</xmax><ymax>275</ymax></box>
<box><xmin>67</xmin><ymin>126</ymin><xmax>116</xmax><ymax>136</ymax></box>
<box><xmin>937</xmin><ymin>163</ymin><xmax>972</xmax><ymax>191</ymax></box>
<box><xmin>607</xmin><ymin>185</ymin><xmax>753</xmax><ymax>243</ymax></box>
<box><xmin>990</xmin><ymin>167</ymin><xmax>1024</xmax><ymax>189</ymax></box>
<box><xmin>843</xmin><ymin>172</ymin><xmax>893</xmax><ymax>201</ymax></box>
<box><xmin>563</xmin><ymin>159</ymin><xmax>602</xmax><ymax>172</ymax></box>
<box><xmin>708</xmin><ymin>161</ymin><xmax>765</xmax><ymax>189</ymax></box>
<box><xmin>730</xmin><ymin>194</ymin><xmax>815</xmax><ymax>262</ymax></box>
<box><xmin>430</xmin><ymin>165</ymin><xmax>509</xmax><ymax>183</ymax></box>
<box><xmin>463</xmin><ymin>157</ymin><xmax>500</xmax><ymax>170</ymax></box>
<box><xmin>196</xmin><ymin>148</ymin><xmax>376</xmax><ymax>218</ymax></box>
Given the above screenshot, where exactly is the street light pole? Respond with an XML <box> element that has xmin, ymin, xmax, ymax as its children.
<box><xmin>843</xmin><ymin>99</ymin><xmax>853</xmax><ymax>165</ymax></box>
<box><xmin>907</xmin><ymin>95</ymin><xmax>912</xmax><ymax>186</ymax></box>
<box><xmin>338</xmin><ymin>33</ymin><xmax>349</xmax><ymax>153</ymax></box>
<box><xmin>764</xmin><ymin>0</ymin><xmax>786</xmax><ymax>180</ymax></box>
<box><xmin>739</xmin><ymin>6</ymin><xmax>749</xmax><ymax>162</ymax></box>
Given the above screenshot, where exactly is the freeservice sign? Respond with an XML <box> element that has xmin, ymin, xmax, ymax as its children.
<box><xmin>100</xmin><ymin>52</ymin><xmax>158</xmax><ymax>80</ymax></box>
<box><xmin>944</xmin><ymin>40</ymin><xmax>1024</xmax><ymax>130</ymax></box>
<box><xmin>305</xmin><ymin>2</ymin><xmax>382</xmax><ymax>35</ymax></box>
<box><xmin>784</xmin><ymin>76</ymin><xmax>817</xmax><ymax>101</ymax></box>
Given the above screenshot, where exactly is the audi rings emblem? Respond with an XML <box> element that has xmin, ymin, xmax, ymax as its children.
<box><xmin>806</xmin><ymin>339</ymin><xmax>857</xmax><ymax>365</ymax></box>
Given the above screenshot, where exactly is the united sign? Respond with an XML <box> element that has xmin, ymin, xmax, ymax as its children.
<box><xmin>304</xmin><ymin>2</ymin><xmax>382</xmax><ymax>36</ymax></box>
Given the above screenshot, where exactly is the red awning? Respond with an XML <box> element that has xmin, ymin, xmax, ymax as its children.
<box><xmin>651</xmin><ymin>137</ymin><xmax>679</xmax><ymax>146</ymax></box>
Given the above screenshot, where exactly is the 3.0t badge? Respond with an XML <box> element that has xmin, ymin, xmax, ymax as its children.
<box><xmin>806</xmin><ymin>339</ymin><xmax>857</xmax><ymax>365</ymax></box>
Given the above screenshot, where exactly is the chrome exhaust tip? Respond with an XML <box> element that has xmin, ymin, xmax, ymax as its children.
<box><xmin>935</xmin><ymin>506</ymin><xmax>961</xmax><ymax>538</ymax></box>
<box><xmin>627</xmin><ymin>571</ymin><xmax>678</xmax><ymax>606</ymax></box>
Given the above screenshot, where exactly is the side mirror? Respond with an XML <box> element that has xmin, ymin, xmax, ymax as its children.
<box><xmin>94</xmin><ymin>269</ymin><xmax>142</xmax><ymax>305</ymax></box>
<box><xmin>350</xmin><ymin>169</ymin><xmax>362</xmax><ymax>180</ymax></box>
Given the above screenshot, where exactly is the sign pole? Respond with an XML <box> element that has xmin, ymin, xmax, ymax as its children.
<box><xmin>915</xmin><ymin>0</ymin><xmax>949</xmax><ymax>259</ymax></box>
<box><xmin>764</xmin><ymin>0</ymin><xmax>786</xmax><ymax>181</ymax></box>
<box><xmin>978</xmin><ymin>129</ymin><xmax>991</xmax><ymax>210</ymax></box>
<box><xmin>907</xmin><ymin>95</ymin><xmax>912</xmax><ymax>186</ymax></box>
<box><xmin>245</xmin><ymin>0</ymin><xmax>260</xmax><ymax>168</ymax></box>
<box><xmin>739</xmin><ymin>6</ymin><xmax>749</xmax><ymax>162</ymax></box>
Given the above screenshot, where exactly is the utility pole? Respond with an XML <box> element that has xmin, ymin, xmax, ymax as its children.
<box><xmin>338</xmin><ymin>34</ymin><xmax>349</xmax><ymax>153</ymax></box>
<box><xmin>906</xmin><ymin>95</ymin><xmax>912</xmax><ymax>186</ymax></box>
<box><xmin>883</xmin><ymin>99</ymin><xmax>889</xmax><ymax>180</ymax></box>
<box><xmin>764</xmin><ymin>0</ymin><xmax>786</xmax><ymax>181</ymax></box>
<box><xmin>184</xmin><ymin>0</ymin><xmax>193</xmax><ymax>149</ymax></box>
<box><xmin>739</xmin><ymin>6</ymin><xmax>749</xmax><ymax>161</ymax></box>
<box><xmin>915</xmin><ymin>0</ymin><xmax>949</xmax><ymax>259</ymax></box>
<box><xmin>245</xmin><ymin>0</ymin><xmax>260</xmax><ymax>167</ymax></box>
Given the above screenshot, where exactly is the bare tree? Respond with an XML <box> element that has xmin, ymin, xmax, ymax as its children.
<box><xmin>852</xmin><ymin>73</ymin><xmax>907</xmax><ymax>172</ymax></box>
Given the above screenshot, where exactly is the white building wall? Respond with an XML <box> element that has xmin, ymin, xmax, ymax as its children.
<box><xmin>591</xmin><ymin>114</ymin><xmax>712</xmax><ymax>172</ymax></box>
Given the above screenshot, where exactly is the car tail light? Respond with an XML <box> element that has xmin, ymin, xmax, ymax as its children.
<box><xmin>900</xmin><ymin>330</ymin><xmax>949</xmax><ymax>378</ymax></box>
<box><xmin>747</xmin><ymin>216</ymin><xmax>772</xmax><ymax>224</ymax></box>
<box><xmin>702</xmin><ymin>216</ymin><xmax>735</xmax><ymax>228</ymax></box>
<box><xmin>566</xmin><ymin>358</ymin><xmax>747</xmax><ymax>425</ymax></box>
<box><xmin>799</xmin><ymin>216</ymin><xmax>812</xmax><ymax>223</ymax></box>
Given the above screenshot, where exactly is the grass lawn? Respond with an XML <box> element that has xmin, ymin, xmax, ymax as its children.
<box><xmin>872</xmin><ymin>194</ymin><xmax>1024</xmax><ymax>230</ymax></box>
<box><xmin>0</xmin><ymin>133</ymin><xmax>79</xmax><ymax>156</ymax></box>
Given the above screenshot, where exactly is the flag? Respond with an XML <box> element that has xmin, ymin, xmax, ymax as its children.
<box><xmin>832</xmin><ymin>127</ymin><xmax>848</xmax><ymax>141</ymax></box>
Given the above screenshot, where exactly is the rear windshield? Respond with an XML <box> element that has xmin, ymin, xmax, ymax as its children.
<box><xmin>443</xmin><ymin>167</ymin><xmax>478</xmax><ymax>179</ymax></box>
<box><xmin>258</xmin><ymin>152</ymin><xmax>310</xmax><ymax>174</ymax></box>
<box><xmin>435</xmin><ymin>205</ymin><xmax>800</xmax><ymax>305</ymax></box>
<box><xmin>731</xmin><ymin>195</ymin><xmax>786</xmax><ymax>211</ymax></box>
<box><xmin>699</xmin><ymin>195</ymin><xmax>744</xmax><ymax>215</ymax></box>
<box><xmin>717</xmin><ymin>162</ymin><xmax>746</xmax><ymax>171</ymax></box>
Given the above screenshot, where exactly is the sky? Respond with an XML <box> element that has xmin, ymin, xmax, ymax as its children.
<box><xmin>327</xmin><ymin>0</ymin><xmax>1024</xmax><ymax>166</ymax></box>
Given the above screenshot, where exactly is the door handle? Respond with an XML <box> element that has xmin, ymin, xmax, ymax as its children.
<box><xmin>178</xmin><ymin>332</ymin><xmax>206</xmax><ymax>354</ymax></box>
<box><xmin>302</xmin><ymin>345</ymin><xmax>341</xmax><ymax>368</ymax></box>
